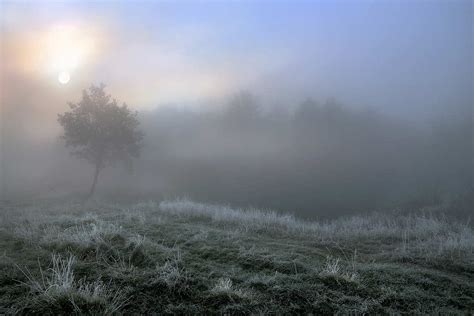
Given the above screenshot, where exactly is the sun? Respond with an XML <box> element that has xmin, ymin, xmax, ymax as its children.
<box><xmin>5</xmin><ymin>22</ymin><xmax>100</xmax><ymax>85</ymax></box>
<box><xmin>43</xmin><ymin>24</ymin><xmax>97</xmax><ymax>84</ymax></box>
<box><xmin>58</xmin><ymin>71</ymin><xmax>70</xmax><ymax>84</ymax></box>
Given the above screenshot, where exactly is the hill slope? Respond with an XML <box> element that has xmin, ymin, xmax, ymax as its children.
<box><xmin>0</xmin><ymin>199</ymin><xmax>473</xmax><ymax>314</ymax></box>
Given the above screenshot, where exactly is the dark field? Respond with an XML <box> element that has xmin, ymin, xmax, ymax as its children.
<box><xmin>1</xmin><ymin>199</ymin><xmax>472</xmax><ymax>314</ymax></box>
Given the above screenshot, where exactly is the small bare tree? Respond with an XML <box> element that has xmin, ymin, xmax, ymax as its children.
<box><xmin>58</xmin><ymin>84</ymin><xmax>143</xmax><ymax>197</ymax></box>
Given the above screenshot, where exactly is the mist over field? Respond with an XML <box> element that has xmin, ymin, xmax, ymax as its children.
<box><xmin>2</xmin><ymin>85</ymin><xmax>472</xmax><ymax>218</ymax></box>
<box><xmin>2</xmin><ymin>1</ymin><xmax>472</xmax><ymax>219</ymax></box>
<box><xmin>0</xmin><ymin>0</ymin><xmax>473</xmax><ymax>314</ymax></box>
<box><xmin>2</xmin><ymin>82</ymin><xmax>472</xmax><ymax>217</ymax></box>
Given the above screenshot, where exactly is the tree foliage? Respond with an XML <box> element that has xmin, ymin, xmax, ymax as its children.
<box><xmin>58</xmin><ymin>84</ymin><xmax>143</xmax><ymax>195</ymax></box>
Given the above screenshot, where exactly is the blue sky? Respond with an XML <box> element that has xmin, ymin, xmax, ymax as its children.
<box><xmin>2</xmin><ymin>0</ymin><xmax>472</xmax><ymax>119</ymax></box>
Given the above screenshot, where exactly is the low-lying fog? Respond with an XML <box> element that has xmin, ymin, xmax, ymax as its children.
<box><xmin>2</xmin><ymin>91</ymin><xmax>472</xmax><ymax>218</ymax></box>
<box><xmin>1</xmin><ymin>0</ymin><xmax>472</xmax><ymax>219</ymax></box>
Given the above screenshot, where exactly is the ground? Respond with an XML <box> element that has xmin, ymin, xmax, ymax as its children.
<box><xmin>0</xmin><ymin>199</ymin><xmax>473</xmax><ymax>314</ymax></box>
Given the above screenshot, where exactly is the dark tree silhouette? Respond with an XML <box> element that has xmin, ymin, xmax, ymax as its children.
<box><xmin>58</xmin><ymin>84</ymin><xmax>143</xmax><ymax>197</ymax></box>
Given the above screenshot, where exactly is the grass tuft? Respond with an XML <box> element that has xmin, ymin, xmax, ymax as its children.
<box><xmin>16</xmin><ymin>254</ymin><xmax>127</xmax><ymax>314</ymax></box>
<box><xmin>1</xmin><ymin>199</ymin><xmax>473</xmax><ymax>314</ymax></box>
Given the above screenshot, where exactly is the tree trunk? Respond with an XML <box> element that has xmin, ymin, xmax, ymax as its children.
<box><xmin>88</xmin><ymin>163</ymin><xmax>101</xmax><ymax>197</ymax></box>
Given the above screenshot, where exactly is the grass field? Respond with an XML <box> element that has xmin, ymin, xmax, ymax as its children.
<box><xmin>0</xmin><ymin>198</ymin><xmax>473</xmax><ymax>314</ymax></box>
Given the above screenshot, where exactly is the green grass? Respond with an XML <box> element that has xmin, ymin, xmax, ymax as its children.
<box><xmin>0</xmin><ymin>198</ymin><xmax>473</xmax><ymax>314</ymax></box>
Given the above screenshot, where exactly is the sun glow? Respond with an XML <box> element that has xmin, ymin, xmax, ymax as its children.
<box><xmin>6</xmin><ymin>22</ymin><xmax>99</xmax><ymax>84</ymax></box>
<box><xmin>45</xmin><ymin>24</ymin><xmax>96</xmax><ymax>84</ymax></box>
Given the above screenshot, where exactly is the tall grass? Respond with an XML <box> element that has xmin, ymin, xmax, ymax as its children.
<box><xmin>1</xmin><ymin>198</ymin><xmax>472</xmax><ymax>314</ymax></box>
<box><xmin>158</xmin><ymin>198</ymin><xmax>474</xmax><ymax>261</ymax></box>
<box><xmin>3</xmin><ymin>198</ymin><xmax>473</xmax><ymax>263</ymax></box>
<box><xmin>16</xmin><ymin>254</ymin><xmax>127</xmax><ymax>314</ymax></box>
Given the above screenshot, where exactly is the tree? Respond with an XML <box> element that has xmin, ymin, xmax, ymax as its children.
<box><xmin>226</xmin><ymin>91</ymin><xmax>259</xmax><ymax>120</ymax></box>
<box><xmin>58</xmin><ymin>84</ymin><xmax>144</xmax><ymax>197</ymax></box>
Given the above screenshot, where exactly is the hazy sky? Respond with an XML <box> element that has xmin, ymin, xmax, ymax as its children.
<box><xmin>1</xmin><ymin>0</ymin><xmax>472</xmax><ymax>118</ymax></box>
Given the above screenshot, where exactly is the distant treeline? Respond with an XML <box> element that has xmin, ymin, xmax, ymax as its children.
<box><xmin>128</xmin><ymin>92</ymin><xmax>472</xmax><ymax>218</ymax></box>
<box><xmin>2</xmin><ymin>92</ymin><xmax>471</xmax><ymax>218</ymax></box>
